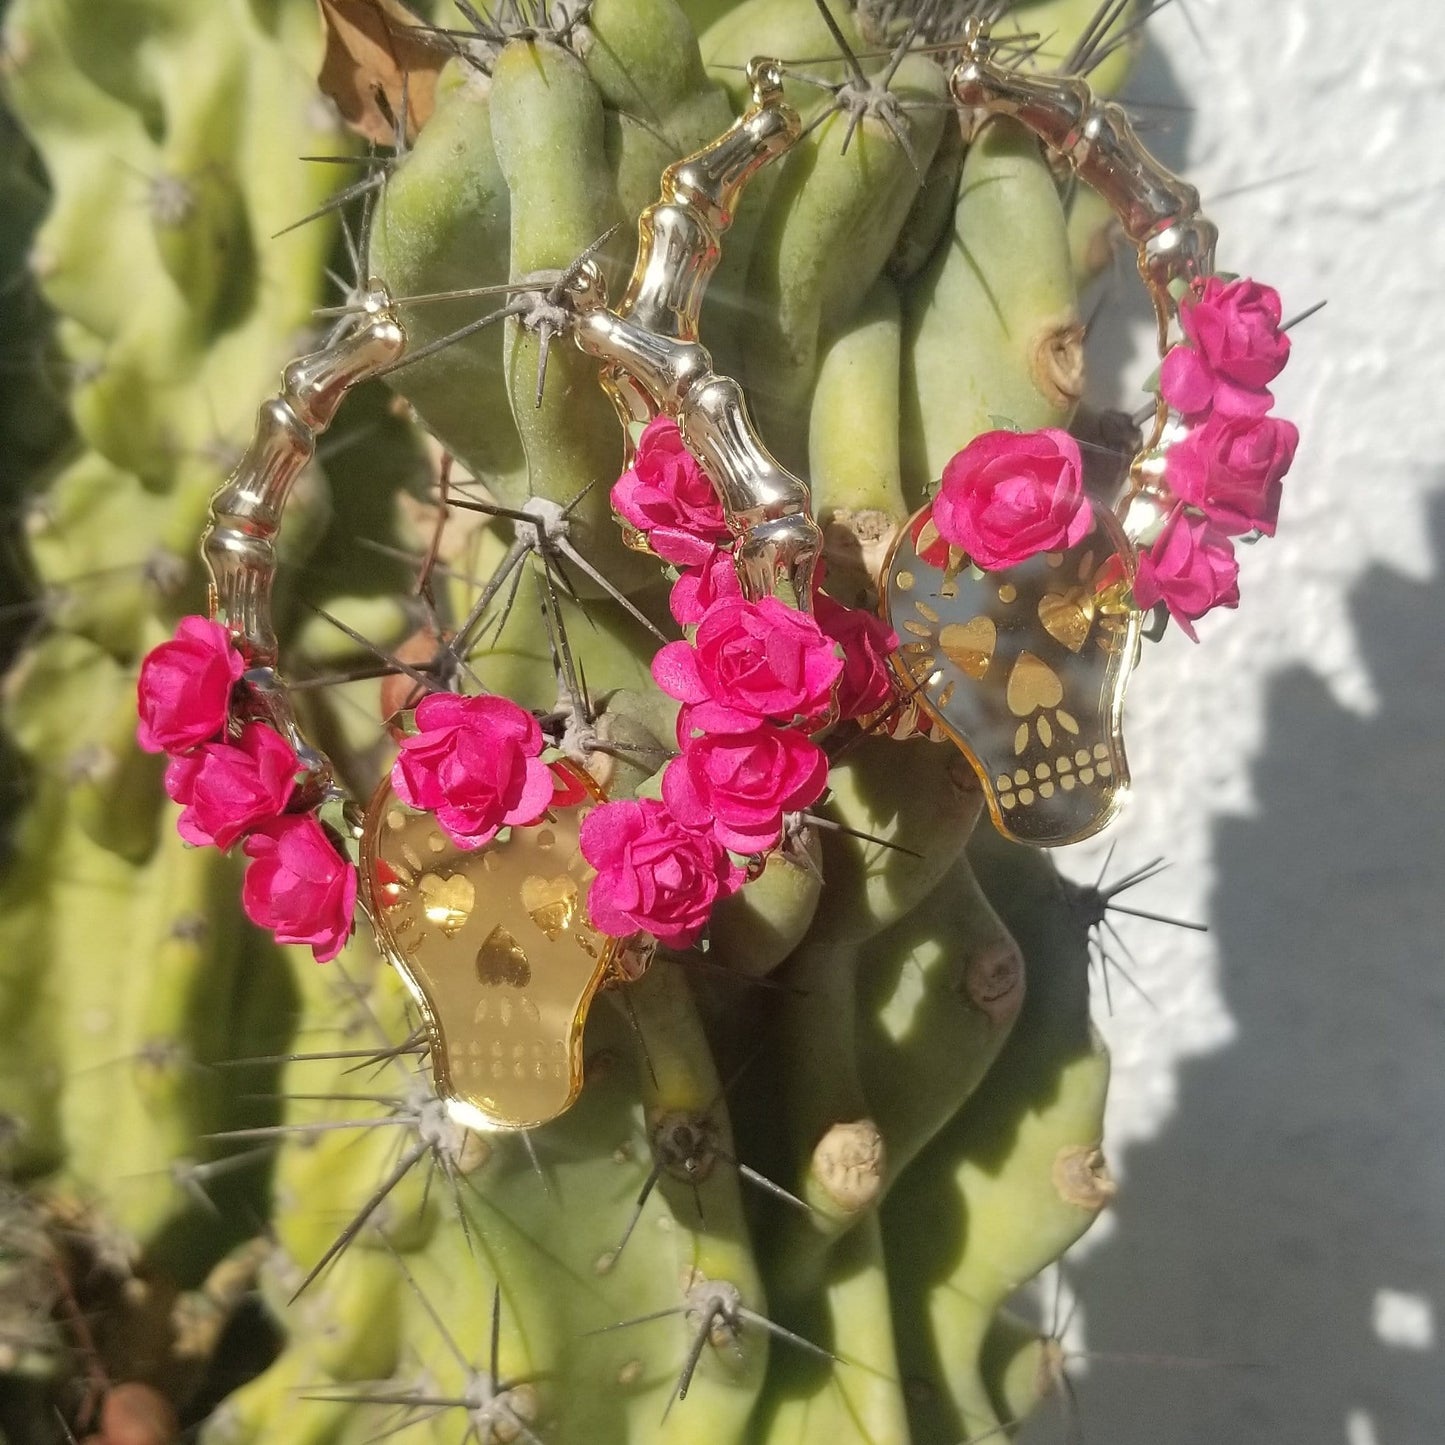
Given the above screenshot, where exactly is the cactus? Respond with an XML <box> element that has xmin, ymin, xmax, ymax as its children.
<box><xmin>0</xmin><ymin>0</ymin><xmax>1193</xmax><ymax>1440</ymax></box>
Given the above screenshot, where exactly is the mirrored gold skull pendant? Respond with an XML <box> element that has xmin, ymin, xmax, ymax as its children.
<box><xmin>881</xmin><ymin>504</ymin><xmax>1142</xmax><ymax>847</ymax></box>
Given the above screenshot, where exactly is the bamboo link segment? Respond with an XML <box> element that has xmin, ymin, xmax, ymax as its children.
<box><xmin>950</xmin><ymin>22</ymin><xmax>1216</xmax><ymax>289</ymax></box>
<box><xmin>202</xmin><ymin>286</ymin><xmax>406</xmax><ymax>787</ymax></box>
<box><xmin>569</xmin><ymin>59</ymin><xmax>824</xmax><ymax>610</ymax></box>
<box><xmin>948</xmin><ymin>17</ymin><xmax>1219</xmax><ymax>540</ymax></box>
<box><xmin>617</xmin><ymin>57</ymin><xmax>801</xmax><ymax>347</ymax></box>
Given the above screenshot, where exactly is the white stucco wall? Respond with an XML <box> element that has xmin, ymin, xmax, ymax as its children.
<box><xmin>1028</xmin><ymin>4</ymin><xmax>1445</xmax><ymax>1442</ymax></box>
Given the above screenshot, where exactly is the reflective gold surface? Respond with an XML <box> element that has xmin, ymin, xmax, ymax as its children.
<box><xmin>359</xmin><ymin>767</ymin><xmax>617</xmax><ymax>1131</ymax></box>
<box><xmin>949</xmin><ymin>21</ymin><xmax>1216</xmax><ymax>298</ymax></box>
<box><xmin>882</xmin><ymin>510</ymin><xmax>1140</xmax><ymax>847</ymax></box>
<box><xmin>947</xmin><ymin>20</ymin><xmax>1218</xmax><ymax>536</ymax></box>
<box><xmin>204</xmin><ymin>287</ymin><xmax>406</xmax><ymax>796</ymax></box>
<box><xmin>882</xmin><ymin>23</ymin><xmax>1231</xmax><ymax>839</ymax></box>
<box><xmin>567</xmin><ymin>62</ymin><xmax>823</xmax><ymax>611</ymax></box>
<box><xmin>205</xmin><ymin>290</ymin><xmax>405</xmax><ymax>668</ymax></box>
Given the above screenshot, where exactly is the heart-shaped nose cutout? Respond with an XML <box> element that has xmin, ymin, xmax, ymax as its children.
<box><xmin>1005</xmin><ymin>651</ymin><xmax>1064</xmax><ymax>715</ymax></box>
<box><xmin>361</xmin><ymin>763</ymin><xmax>619</xmax><ymax>1130</ymax></box>
<box><xmin>881</xmin><ymin>506</ymin><xmax>1140</xmax><ymax>846</ymax></box>
<box><xmin>476</xmin><ymin>924</ymin><xmax>532</xmax><ymax>987</ymax></box>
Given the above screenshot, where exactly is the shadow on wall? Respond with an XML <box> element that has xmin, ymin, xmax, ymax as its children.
<box><xmin>1058</xmin><ymin>487</ymin><xmax>1445</xmax><ymax>1445</ymax></box>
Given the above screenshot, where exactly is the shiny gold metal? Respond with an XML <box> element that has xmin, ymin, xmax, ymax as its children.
<box><xmin>881</xmin><ymin>511</ymin><xmax>1139</xmax><ymax>847</ymax></box>
<box><xmin>876</xmin><ymin>23</ymin><xmax>1230</xmax><ymax>844</ymax></box>
<box><xmin>567</xmin><ymin>60</ymin><xmax>824</xmax><ymax>610</ymax></box>
<box><xmin>201</xmin><ymin>288</ymin><xmax>643</xmax><ymax>1133</ymax></box>
<box><xmin>613</xmin><ymin>57</ymin><xmax>797</xmax><ymax>350</ymax></box>
<box><xmin>203</xmin><ymin>283</ymin><xmax>406</xmax><ymax>787</ymax></box>
<box><xmin>359</xmin><ymin>763</ymin><xmax>620</xmax><ymax>1131</ymax></box>
<box><xmin>948</xmin><ymin>20</ymin><xmax>1218</xmax><ymax>538</ymax></box>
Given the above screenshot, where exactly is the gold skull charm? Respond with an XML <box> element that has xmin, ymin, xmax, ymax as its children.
<box><xmin>882</xmin><ymin>505</ymin><xmax>1142</xmax><ymax>847</ymax></box>
<box><xmin>360</xmin><ymin>762</ymin><xmax>625</xmax><ymax>1130</ymax></box>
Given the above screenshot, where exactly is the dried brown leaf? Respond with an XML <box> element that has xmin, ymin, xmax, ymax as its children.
<box><xmin>317</xmin><ymin>0</ymin><xmax>446</xmax><ymax>145</ymax></box>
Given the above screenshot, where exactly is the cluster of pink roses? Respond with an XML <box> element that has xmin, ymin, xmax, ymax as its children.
<box><xmin>136</xmin><ymin>617</ymin><xmax>356</xmax><ymax>962</ymax></box>
<box><xmin>584</xmin><ymin>419</ymin><xmax>899</xmax><ymax>948</ymax></box>
<box><xmin>611</xmin><ymin>417</ymin><xmax>900</xmax><ymax>719</ymax></box>
<box><xmin>582</xmin><ymin>593</ymin><xmax>838</xmax><ymax>949</ymax></box>
<box><xmin>922</xmin><ymin>277</ymin><xmax>1298</xmax><ymax>642</ymax></box>
<box><xmin>1138</xmin><ymin>276</ymin><xmax>1299</xmax><ymax>639</ymax></box>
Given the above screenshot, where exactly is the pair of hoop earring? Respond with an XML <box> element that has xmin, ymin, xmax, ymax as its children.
<box><xmin>152</xmin><ymin>22</ymin><xmax>1293</xmax><ymax>1130</ymax></box>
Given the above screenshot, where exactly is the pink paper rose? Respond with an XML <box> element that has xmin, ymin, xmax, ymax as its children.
<box><xmin>581</xmin><ymin>798</ymin><xmax>745</xmax><ymax>948</ymax></box>
<box><xmin>932</xmin><ymin>429</ymin><xmax>1092</xmax><ymax>570</ymax></box>
<box><xmin>242</xmin><ymin>814</ymin><xmax>357</xmax><ymax>963</ymax></box>
<box><xmin>611</xmin><ymin>416</ymin><xmax>731</xmax><ymax>564</ymax></box>
<box><xmin>391</xmin><ymin>692</ymin><xmax>554</xmax><ymax>850</ymax></box>
<box><xmin>1160</xmin><ymin>277</ymin><xmax>1289</xmax><ymax>417</ymax></box>
<box><xmin>663</xmin><ymin>724</ymin><xmax>829</xmax><ymax>855</ymax></box>
<box><xmin>136</xmin><ymin>616</ymin><xmax>244</xmax><ymax>754</ymax></box>
<box><xmin>164</xmin><ymin>722</ymin><xmax>299</xmax><ymax>850</ymax></box>
<box><xmin>668</xmin><ymin>537</ymin><xmax>743</xmax><ymax>626</ymax></box>
<box><xmin>651</xmin><ymin>596</ymin><xmax>843</xmax><ymax>731</ymax></box>
<box><xmin>813</xmin><ymin>592</ymin><xmax>899</xmax><ymax>720</ymax></box>
<box><xmin>1166</xmin><ymin>411</ymin><xmax>1299</xmax><ymax>536</ymax></box>
<box><xmin>1133</xmin><ymin>509</ymin><xmax>1240</xmax><ymax>641</ymax></box>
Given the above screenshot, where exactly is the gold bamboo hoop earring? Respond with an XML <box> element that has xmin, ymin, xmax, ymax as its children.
<box><xmin>881</xmin><ymin>18</ymin><xmax>1296</xmax><ymax>848</ymax></box>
